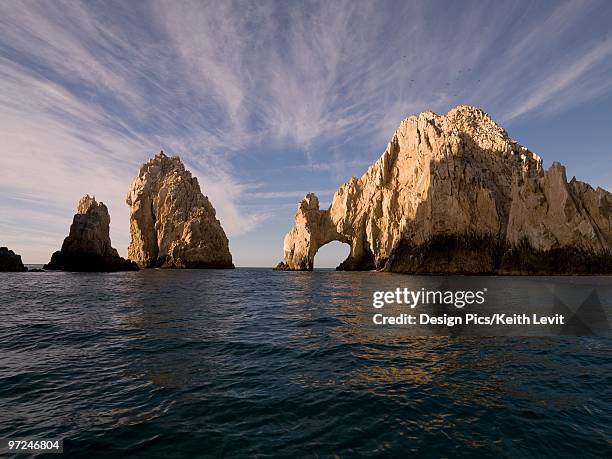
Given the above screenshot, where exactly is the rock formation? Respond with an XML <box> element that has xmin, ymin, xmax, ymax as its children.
<box><xmin>126</xmin><ymin>152</ymin><xmax>234</xmax><ymax>268</ymax></box>
<box><xmin>277</xmin><ymin>106</ymin><xmax>612</xmax><ymax>274</ymax></box>
<box><xmin>44</xmin><ymin>195</ymin><xmax>138</xmax><ymax>272</ymax></box>
<box><xmin>0</xmin><ymin>247</ymin><xmax>27</xmax><ymax>272</ymax></box>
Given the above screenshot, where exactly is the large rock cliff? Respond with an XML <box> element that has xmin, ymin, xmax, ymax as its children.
<box><xmin>45</xmin><ymin>195</ymin><xmax>138</xmax><ymax>272</ymax></box>
<box><xmin>0</xmin><ymin>247</ymin><xmax>27</xmax><ymax>272</ymax></box>
<box><xmin>126</xmin><ymin>152</ymin><xmax>234</xmax><ymax>269</ymax></box>
<box><xmin>277</xmin><ymin>106</ymin><xmax>612</xmax><ymax>274</ymax></box>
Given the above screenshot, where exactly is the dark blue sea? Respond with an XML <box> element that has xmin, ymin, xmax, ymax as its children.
<box><xmin>0</xmin><ymin>268</ymin><xmax>610</xmax><ymax>458</ymax></box>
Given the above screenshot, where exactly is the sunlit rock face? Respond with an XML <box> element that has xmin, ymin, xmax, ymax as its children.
<box><xmin>0</xmin><ymin>247</ymin><xmax>27</xmax><ymax>272</ymax></box>
<box><xmin>44</xmin><ymin>195</ymin><xmax>138</xmax><ymax>272</ymax></box>
<box><xmin>126</xmin><ymin>152</ymin><xmax>234</xmax><ymax>269</ymax></box>
<box><xmin>278</xmin><ymin>106</ymin><xmax>612</xmax><ymax>274</ymax></box>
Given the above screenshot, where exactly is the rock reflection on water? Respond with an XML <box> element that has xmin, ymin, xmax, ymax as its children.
<box><xmin>271</xmin><ymin>271</ymin><xmax>610</xmax><ymax>409</ymax></box>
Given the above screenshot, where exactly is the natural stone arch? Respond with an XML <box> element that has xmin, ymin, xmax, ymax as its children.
<box><xmin>276</xmin><ymin>193</ymin><xmax>375</xmax><ymax>271</ymax></box>
<box><xmin>277</xmin><ymin>193</ymin><xmax>344</xmax><ymax>270</ymax></box>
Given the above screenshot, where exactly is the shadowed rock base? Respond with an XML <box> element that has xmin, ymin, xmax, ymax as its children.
<box><xmin>45</xmin><ymin>251</ymin><xmax>138</xmax><ymax>272</ymax></box>
<box><xmin>276</xmin><ymin>234</ymin><xmax>612</xmax><ymax>274</ymax></box>
<box><xmin>385</xmin><ymin>235</ymin><xmax>612</xmax><ymax>275</ymax></box>
<box><xmin>148</xmin><ymin>256</ymin><xmax>235</xmax><ymax>269</ymax></box>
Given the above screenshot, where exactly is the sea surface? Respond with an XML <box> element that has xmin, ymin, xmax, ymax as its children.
<box><xmin>0</xmin><ymin>268</ymin><xmax>610</xmax><ymax>458</ymax></box>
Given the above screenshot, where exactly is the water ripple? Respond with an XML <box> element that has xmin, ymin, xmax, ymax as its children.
<box><xmin>0</xmin><ymin>269</ymin><xmax>610</xmax><ymax>457</ymax></box>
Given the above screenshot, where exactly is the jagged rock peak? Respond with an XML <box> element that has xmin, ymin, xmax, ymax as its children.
<box><xmin>277</xmin><ymin>105</ymin><xmax>612</xmax><ymax>274</ymax></box>
<box><xmin>0</xmin><ymin>247</ymin><xmax>27</xmax><ymax>272</ymax></box>
<box><xmin>44</xmin><ymin>195</ymin><xmax>138</xmax><ymax>272</ymax></box>
<box><xmin>126</xmin><ymin>151</ymin><xmax>233</xmax><ymax>269</ymax></box>
<box><xmin>77</xmin><ymin>194</ymin><xmax>98</xmax><ymax>214</ymax></box>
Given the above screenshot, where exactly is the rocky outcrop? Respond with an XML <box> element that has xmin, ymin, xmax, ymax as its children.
<box><xmin>44</xmin><ymin>195</ymin><xmax>138</xmax><ymax>272</ymax></box>
<box><xmin>0</xmin><ymin>247</ymin><xmax>27</xmax><ymax>272</ymax></box>
<box><xmin>278</xmin><ymin>106</ymin><xmax>612</xmax><ymax>274</ymax></box>
<box><xmin>126</xmin><ymin>152</ymin><xmax>234</xmax><ymax>268</ymax></box>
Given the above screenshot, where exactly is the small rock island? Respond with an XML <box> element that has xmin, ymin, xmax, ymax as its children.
<box><xmin>0</xmin><ymin>247</ymin><xmax>27</xmax><ymax>272</ymax></box>
<box><xmin>126</xmin><ymin>152</ymin><xmax>234</xmax><ymax>269</ymax></box>
<box><xmin>276</xmin><ymin>105</ymin><xmax>612</xmax><ymax>274</ymax></box>
<box><xmin>44</xmin><ymin>195</ymin><xmax>138</xmax><ymax>272</ymax></box>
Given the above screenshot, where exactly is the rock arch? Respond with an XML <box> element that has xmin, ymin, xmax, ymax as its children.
<box><xmin>276</xmin><ymin>193</ymin><xmax>375</xmax><ymax>271</ymax></box>
<box><xmin>275</xmin><ymin>106</ymin><xmax>612</xmax><ymax>274</ymax></box>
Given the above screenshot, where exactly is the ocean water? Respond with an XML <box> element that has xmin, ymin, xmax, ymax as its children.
<box><xmin>0</xmin><ymin>268</ymin><xmax>610</xmax><ymax>457</ymax></box>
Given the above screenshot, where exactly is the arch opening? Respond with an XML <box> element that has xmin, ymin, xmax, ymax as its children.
<box><xmin>314</xmin><ymin>240</ymin><xmax>351</xmax><ymax>269</ymax></box>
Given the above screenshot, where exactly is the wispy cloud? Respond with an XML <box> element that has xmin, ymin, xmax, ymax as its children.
<box><xmin>247</xmin><ymin>190</ymin><xmax>336</xmax><ymax>200</ymax></box>
<box><xmin>503</xmin><ymin>37</ymin><xmax>612</xmax><ymax>121</ymax></box>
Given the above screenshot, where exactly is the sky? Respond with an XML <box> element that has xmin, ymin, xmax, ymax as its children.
<box><xmin>1</xmin><ymin>0</ymin><xmax>612</xmax><ymax>267</ymax></box>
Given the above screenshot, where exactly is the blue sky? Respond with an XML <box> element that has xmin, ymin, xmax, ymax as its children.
<box><xmin>1</xmin><ymin>0</ymin><xmax>611</xmax><ymax>266</ymax></box>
